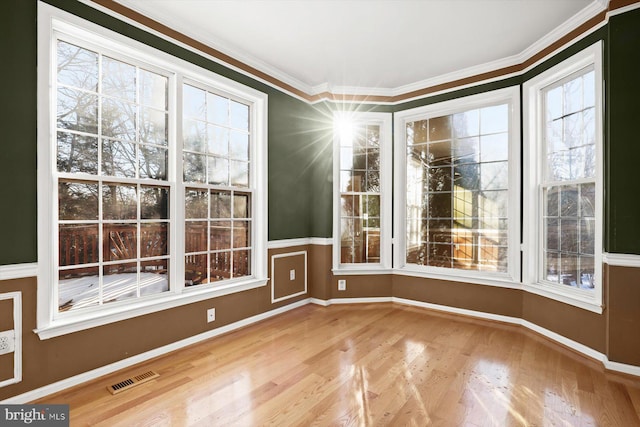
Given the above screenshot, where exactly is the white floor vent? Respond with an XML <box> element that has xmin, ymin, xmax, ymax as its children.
<box><xmin>107</xmin><ymin>370</ymin><xmax>159</xmax><ymax>395</ymax></box>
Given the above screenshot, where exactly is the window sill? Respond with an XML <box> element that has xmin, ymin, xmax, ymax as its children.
<box><xmin>523</xmin><ymin>282</ymin><xmax>603</xmax><ymax>314</ymax></box>
<box><xmin>393</xmin><ymin>266</ymin><xmax>522</xmax><ymax>289</ymax></box>
<box><xmin>332</xmin><ymin>267</ymin><xmax>394</xmax><ymax>276</ymax></box>
<box><xmin>34</xmin><ymin>277</ymin><xmax>268</xmax><ymax>340</ymax></box>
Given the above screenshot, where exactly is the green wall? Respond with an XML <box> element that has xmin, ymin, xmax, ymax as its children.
<box><xmin>0</xmin><ymin>1</ymin><xmax>38</xmax><ymax>265</ymax></box>
<box><xmin>607</xmin><ymin>8</ymin><xmax>640</xmax><ymax>254</ymax></box>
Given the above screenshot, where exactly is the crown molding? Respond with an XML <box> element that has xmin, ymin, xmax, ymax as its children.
<box><xmin>86</xmin><ymin>0</ymin><xmax>619</xmax><ymax>105</ymax></box>
<box><xmin>518</xmin><ymin>0</ymin><xmax>608</xmax><ymax>65</ymax></box>
<box><xmin>109</xmin><ymin>0</ymin><xmax>315</xmax><ymax>96</ymax></box>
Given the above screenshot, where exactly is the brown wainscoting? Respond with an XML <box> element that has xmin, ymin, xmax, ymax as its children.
<box><xmin>393</xmin><ymin>275</ymin><xmax>523</xmax><ymax>319</ymax></box>
<box><xmin>0</xmin><ymin>297</ymin><xmax>13</xmax><ymax>330</ymax></box>
<box><xmin>522</xmin><ymin>292</ymin><xmax>606</xmax><ymax>354</ymax></box>
<box><xmin>270</xmin><ymin>250</ymin><xmax>307</xmax><ymax>303</ymax></box>
<box><xmin>0</xmin><ymin>295</ymin><xmax>15</xmax><ymax>384</ymax></box>
<box><xmin>606</xmin><ymin>263</ymin><xmax>640</xmax><ymax>366</ymax></box>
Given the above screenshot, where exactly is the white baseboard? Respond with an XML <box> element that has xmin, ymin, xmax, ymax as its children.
<box><xmin>1</xmin><ymin>298</ymin><xmax>310</xmax><ymax>404</ymax></box>
<box><xmin>310</xmin><ymin>297</ymin><xmax>393</xmax><ymax>306</ymax></box>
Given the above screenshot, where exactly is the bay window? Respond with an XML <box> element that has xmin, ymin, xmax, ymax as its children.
<box><xmin>523</xmin><ymin>42</ymin><xmax>603</xmax><ymax>312</ymax></box>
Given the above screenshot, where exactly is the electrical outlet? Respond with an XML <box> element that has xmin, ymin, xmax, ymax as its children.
<box><xmin>338</xmin><ymin>279</ymin><xmax>346</xmax><ymax>291</ymax></box>
<box><xmin>289</xmin><ymin>269</ymin><xmax>295</xmax><ymax>280</ymax></box>
<box><xmin>207</xmin><ymin>308</ymin><xmax>216</xmax><ymax>323</ymax></box>
<box><xmin>0</xmin><ymin>330</ymin><xmax>15</xmax><ymax>355</ymax></box>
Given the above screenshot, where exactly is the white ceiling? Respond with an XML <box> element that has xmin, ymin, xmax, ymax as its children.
<box><xmin>112</xmin><ymin>0</ymin><xmax>602</xmax><ymax>95</ymax></box>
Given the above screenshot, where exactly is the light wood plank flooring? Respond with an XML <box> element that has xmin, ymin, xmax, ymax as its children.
<box><xmin>36</xmin><ymin>303</ymin><xmax>640</xmax><ymax>426</ymax></box>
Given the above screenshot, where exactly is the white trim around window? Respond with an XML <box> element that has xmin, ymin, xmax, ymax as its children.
<box><xmin>332</xmin><ymin>111</ymin><xmax>392</xmax><ymax>274</ymax></box>
<box><xmin>36</xmin><ymin>3</ymin><xmax>268</xmax><ymax>339</ymax></box>
<box><xmin>393</xmin><ymin>86</ymin><xmax>521</xmax><ymax>287</ymax></box>
<box><xmin>523</xmin><ymin>41</ymin><xmax>604</xmax><ymax>313</ymax></box>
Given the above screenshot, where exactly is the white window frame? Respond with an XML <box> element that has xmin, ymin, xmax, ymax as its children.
<box><xmin>523</xmin><ymin>42</ymin><xmax>604</xmax><ymax>313</ymax></box>
<box><xmin>393</xmin><ymin>87</ymin><xmax>521</xmax><ymax>287</ymax></box>
<box><xmin>37</xmin><ymin>3</ymin><xmax>268</xmax><ymax>339</ymax></box>
<box><xmin>332</xmin><ymin>111</ymin><xmax>392</xmax><ymax>274</ymax></box>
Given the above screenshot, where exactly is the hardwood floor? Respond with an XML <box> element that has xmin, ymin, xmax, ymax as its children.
<box><xmin>36</xmin><ymin>303</ymin><xmax>640</xmax><ymax>426</ymax></box>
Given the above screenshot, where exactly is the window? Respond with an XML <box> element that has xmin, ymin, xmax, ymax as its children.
<box><xmin>394</xmin><ymin>87</ymin><xmax>520</xmax><ymax>285</ymax></box>
<box><xmin>182</xmin><ymin>83</ymin><xmax>253</xmax><ymax>286</ymax></box>
<box><xmin>37</xmin><ymin>5</ymin><xmax>267</xmax><ymax>337</ymax></box>
<box><xmin>55</xmin><ymin>40</ymin><xmax>171</xmax><ymax>312</ymax></box>
<box><xmin>333</xmin><ymin>112</ymin><xmax>392</xmax><ymax>272</ymax></box>
<box><xmin>523</xmin><ymin>42</ymin><xmax>603</xmax><ymax>312</ymax></box>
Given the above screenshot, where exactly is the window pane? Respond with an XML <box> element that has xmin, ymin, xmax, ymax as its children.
<box><xmin>140</xmin><ymin>107</ymin><xmax>167</xmax><ymax>146</ymax></box>
<box><xmin>185</xmin><ymin>189</ymin><xmax>208</xmax><ymax>219</ymax></box>
<box><xmin>139</xmin><ymin>145</ymin><xmax>167</xmax><ymax>180</ymax></box>
<box><xmin>480</xmin><ymin>161</ymin><xmax>508</xmax><ymax>190</ymax></box>
<box><xmin>233</xmin><ymin>193</ymin><xmax>250</xmax><ymax>218</ymax></box>
<box><xmin>233</xmin><ymin>221</ymin><xmax>250</xmax><ymax>248</ymax></box>
<box><xmin>140</xmin><ymin>259</ymin><xmax>169</xmax><ymax>295</ymax></box>
<box><xmin>564</xmin><ymin>76</ymin><xmax>583</xmax><ymax>115</ymax></box>
<box><xmin>579</xmin><ymin>256</ymin><xmax>595</xmax><ymax>289</ymax></box>
<box><xmin>102</xmin><ymin>139</ymin><xmax>136</xmax><ymax>178</ymax></box>
<box><xmin>580</xmin><ymin>183</ymin><xmax>596</xmax><ymax>217</ymax></box>
<box><xmin>453</xmin><ymin>137</ymin><xmax>479</xmax><ymax>164</ymax></box>
<box><xmin>57</xmin><ymin>41</ymin><xmax>98</xmax><ymax>91</ymax></box>
<box><xmin>230</xmin><ymin>160</ymin><xmax>249</xmax><ymax>187</ymax></box>
<box><xmin>184</xmin><ymin>84</ymin><xmax>206</xmax><ymax>119</ymax></box>
<box><xmin>480</xmin><ymin>133</ymin><xmax>508</xmax><ymax>162</ymax></box>
<box><xmin>141</xmin><ymin>223</ymin><xmax>168</xmax><ymax>257</ymax></box>
<box><xmin>103</xmin><ymin>184</ymin><xmax>137</xmax><ymax>220</ymax></box>
<box><xmin>101</xmin><ymin>97</ymin><xmax>136</xmax><ymax>140</ymax></box>
<box><xmin>230</xmin><ymin>100</ymin><xmax>249</xmax><ymax>130</ymax></box>
<box><xmin>183</xmin><ymin>152</ymin><xmax>206</xmax><ymax>183</ymax></box>
<box><xmin>139</xmin><ymin>69</ymin><xmax>167</xmax><ymax>110</ymax></box>
<box><xmin>208</xmin><ymin>125</ymin><xmax>229</xmax><ymax>156</ymax></box>
<box><xmin>57</xmin><ymin>132</ymin><xmax>98</xmax><ymax>174</ymax></box>
<box><xmin>104</xmin><ymin>224</ymin><xmax>137</xmax><ymax>261</ymax></box>
<box><xmin>208</xmin><ymin>156</ymin><xmax>229</xmax><ymax>185</ymax></box>
<box><xmin>58</xmin><ymin>181</ymin><xmax>98</xmax><ymax>220</ymax></box>
<box><xmin>453</xmin><ymin>110</ymin><xmax>479</xmax><ymax>138</ymax></box>
<box><xmin>210</xmin><ymin>221</ymin><xmax>232</xmax><ymax>250</ymax></box>
<box><xmin>560</xmin><ymin>185</ymin><xmax>579</xmax><ymax>217</ymax></box>
<box><xmin>211</xmin><ymin>251</ymin><xmax>232</xmax><ymax>281</ymax></box>
<box><xmin>58</xmin><ymin>266</ymin><xmax>99</xmax><ymax>312</ymax></box>
<box><xmin>560</xmin><ymin>254</ymin><xmax>579</xmax><ymax>287</ymax></box>
<box><xmin>185</xmin><ymin>254</ymin><xmax>208</xmax><ymax>286</ymax></box>
<box><xmin>140</xmin><ymin>185</ymin><xmax>168</xmax><ymax>219</ymax></box>
<box><xmin>480</xmin><ymin>104</ymin><xmax>508</xmax><ymax>134</ymax></box>
<box><xmin>429</xmin><ymin>116</ymin><xmax>451</xmax><ymax>141</ymax></box>
<box><xmin>233</xmin><ymin>249</ymin><xmax>251</xmax><ymax>278</ymax></box>
<box><xmin>58</xmin><ymin>224</ymin><xmax>99</xmax><ymax>266</ymax></box>
<box><xmin>102</xmin><ymin>56</ymin><xmax>136</xmax><ymax>102</ymax></box>
<box><xmin>185</xmin><ymin>221</ymin><xmax>207</xmax><ymax>253</ymax></box>
<box><xmin>211</xmin><ymin>190</ymin><xmax>232</xmax><ymax>218</ymax></box>
<box><xmin>57</xmin><ymin>87</ymin><xmax>98</xmax><ymax>134</ymax></box>
<box><xmin>407</xmin><ymin>120</ymin><xmax>428</xmax><ymax>144</ymax></box>
<box><xmin>430</xmin><ymin>166</ymin><xmax>453</xmax><ymax>192</ymax></box>
<box><xmin>207</xmin><ymin>92</ymin><xmax>229</xmax><ymax>126</ymax></box>
<box><xmin>230</xmin><ymin>130</ymin><xmax>249</xmax><ymax>160</ymax></box>
<box><xmin>184</xmin><ymin>119</ymin><xmax>206</xmax><ymax>152</ymax></box>
<box><xmin>103</xmin><ymin>262</ymin><xmax>138</xmax><ymax>304</ymax></box>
